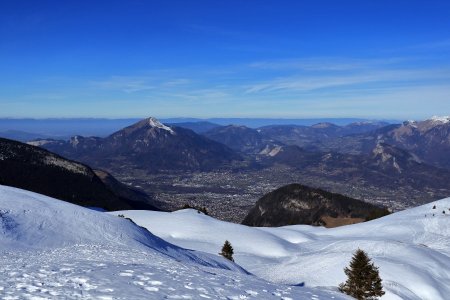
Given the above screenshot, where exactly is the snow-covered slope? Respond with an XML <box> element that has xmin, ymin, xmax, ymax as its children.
<box><xmin>0</xmin><ymin>185</ymin><xmax>347</xmax><ymax>299</ymax></box>
<box><xmin>113</xmin><ymin>199</ymin><xmax>450</xmax><ymax>300</ymax></box>
<box><xmin>0</xmin><ymin>186</ymin><xmax>252</xmax><ymax>274</ymax></box>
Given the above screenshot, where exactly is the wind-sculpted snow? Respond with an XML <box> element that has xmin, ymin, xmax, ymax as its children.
<box><xmin>0</xmin><ymin>185</ymin><xmax>348</xmax><ymax>299</ymax></box>
<box><xmin>0</xmin><ymin>185</ymin><xmax>241</xmax><ymax>269</ymax></box>
<box><xmin>115</xmin><ymin>199</ymin><xmax>450</xmax><ymax>300</ymax></box>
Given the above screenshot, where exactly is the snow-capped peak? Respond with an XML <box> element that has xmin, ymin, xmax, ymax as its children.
<box><xmin>403</xmin><ymin>120</ymin><xmax>418</xmax><ymax>128</ymax></box>
<box><xmin>147</xmin><ymin>117</ymin><xmax>174</xmax><ymax>134</ymax></box>
<box><xmin>429</xmin><ymin>116</ymin><xmax>450</xmax><ymax>124</ymax></box>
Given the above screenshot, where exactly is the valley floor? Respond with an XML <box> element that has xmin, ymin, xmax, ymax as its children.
<box><xmin>117</xmin><ymin>166</ymin><xmax>443</xmax><ymax>222</ymax></box>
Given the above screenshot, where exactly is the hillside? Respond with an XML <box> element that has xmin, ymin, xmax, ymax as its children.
<box><xmin>116</xmin><ymin>197</ymin><xmax>450</xmax><ymax>300</ymax></box>
<box><xmin>93</xmin><ymin>169</ymin><xmax>160</xmax><ymax>210</ymax></box>
<box><xmin>167</xmin><ymin>121</ymin><xmax>221</xmax><ymax>133</ymax></box>
<box><xmin>241</xmin><ymin>183</ymin><xmax>389</xmax><ymax>227</ymax></box>
<box><xmin>0</xmin><ymin>137</ymin><xmax>155</xmax><ymax>211</ymax></box>
<box><xmin>0</xmin><ymin>185</ymin><xmax>348</xmax><ymax>300</ymax></box>
<box><xmin>204</xmin><ymin>124</ymin><xmax>267</xmax><ymax>153</ymax></box>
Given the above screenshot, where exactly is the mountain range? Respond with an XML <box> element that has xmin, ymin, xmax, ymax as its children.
<box><xmin>200</xmin><ymin>117</ymin><xmax>450</xmax><ymax>195</ymax></box>
<box><xmin>27</xmin><ymin>116</ymin><xmax>450</xmax><ymax>214</ymax></box>
<box><xmin>202</xmin><ymin>121</ymin><xmax>389</xmax><ymax>154</ymax></box>
<box><xmin>200</xmin><ymin>117</ymin><xmax>450</xmax><ymax>170</ymax></box>
<box><xmin>32</xmin><ymin>117</ymin><xmax>241</xmax><ymax>173</ymax></box>
<box><xmin>256</xmin><ymin>121</ymin><xmax>389</xmax><ymax>150</ymax></box>
<box><xmin>0</xmin><ymin>117</ymin><xmax>389</xmax><ymax>138</ymax></box>
<box><xmin>259</xmin><ymin>143</ymin><xmax>450</xmax><ymax>191</ymax></box>
<box><xmin>316</xmin><ymin>116</ymin><xmax>450</xmax><ymax>169</ymax></box>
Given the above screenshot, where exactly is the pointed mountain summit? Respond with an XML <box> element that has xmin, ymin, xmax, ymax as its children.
<box><xmin>117</xmin><ymin>117</ymin><xmax>175</xmax><ymax>136</ymax></box>
<box><xmin>36</xmin><ymin>117</ymin><xmax>241</xmax><ymax>173</ymax></box>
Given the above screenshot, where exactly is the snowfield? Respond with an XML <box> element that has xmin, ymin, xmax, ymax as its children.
<box><xmin>0</xmin><ymin>185</ymin><xmax>348</xmax><ymax>299</ymax></box>
<box><xmin>113</xmin><ymin>198</ymin><xmax>450</xmax><ymax>300</ymax></box>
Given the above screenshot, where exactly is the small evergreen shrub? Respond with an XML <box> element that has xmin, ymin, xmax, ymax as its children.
<box><xmin>220</xmin><ymin>240</ymin><xmax>234</xmax><ymax>261</ymax></box>
<box><xmin>339</xmin><ymin>249</ymin><xmax>385</xmax><ymax>300</ymax></box>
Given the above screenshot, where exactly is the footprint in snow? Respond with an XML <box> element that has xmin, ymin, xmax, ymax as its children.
<box><xmin>245</xmin><ymin>290</ymin><xmax>258</xmax><ymax>296</ymax></box>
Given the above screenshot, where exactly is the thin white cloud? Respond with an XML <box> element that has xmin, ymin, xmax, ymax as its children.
<box><xmin>405</xmin><ymin>39</ymin><xmax>450</xmax><ymax>51</ymax></box>
<box><xmin>244</xmin><ymin>68</ymin><xmax>450</xmax><ymax>93</ymax></box>
<box><xmin>91</xmin><ymin>76</ymin><xmax>155</xmax><ymax>93</ymax></box>
<box><xmin>162</xmin><ymin>78</ymin><xmax>191</xmax><ymax>87</ymax></box>
<box><xmin>248</xmin><ymin>57</ymin><xmax>411</xmax><ymax>71</ymax></box>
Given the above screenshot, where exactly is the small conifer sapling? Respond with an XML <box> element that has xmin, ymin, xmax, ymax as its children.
<box><xmin>220</xmin><ymin>240</ymin><xmax>234</xmax><ymax>261</ymax></box>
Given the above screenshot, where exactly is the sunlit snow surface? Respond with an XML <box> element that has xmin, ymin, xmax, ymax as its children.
<box><xmin>113</xmin><ymin>199</ymin><xmax>450</xmax><ymax>300</ymax></box>
<box><xmin>0</xmin><ymin>185</ymin><xmax>348</xmax><ymax>299</ymax></box>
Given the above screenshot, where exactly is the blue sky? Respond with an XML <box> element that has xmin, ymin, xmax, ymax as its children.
<box><xmin>1</xmin><ymin>0</ymin><xmax>450</xmax><ymax>119</ymax></box>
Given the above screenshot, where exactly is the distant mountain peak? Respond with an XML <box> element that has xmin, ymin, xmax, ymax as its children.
<box><xmin>37</xmin><ymin>117</ymin><xmax>240</xmax><ymax>172</ymax></box>
<box><xmin>311</xmin><ymin>122</ymin><xmax>338</xmax><ymax>128</ymax></box>
<box><xmin>429</xmin><ymin>116</ymin><xmax>450</xmax><ymax>124</ymax></box>
<box><xmin>146</xmin><ymin>117</ymin><xmax>175</xmax><ymax>134</ymax></box>
<box><xmin>228</xmin><ymin>124</ymin><xmax>248</xmax><ymax>129</ymax></box>
<box><xmin>399</xmin><ymin>116</ymin><xmax>450</xmax><ymax>132</ymax></box>
<box><xmin>120</xmin><ymin>117</ymin><xmax>175</xmax><ymax>136</ymax></box>
<box><xmin>403</xmin><ymin>120</ymin><xmax>417</xmax><ymax>127</ymax></box>
<box><xmin>349</xmin><ymin>121</ymin><xmax>377</xmax><ymax>125</ymax></box>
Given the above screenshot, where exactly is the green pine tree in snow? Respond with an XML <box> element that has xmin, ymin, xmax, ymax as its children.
<box><xmin>339</xmin><ymin>249</ymin><xmax>385</xmax><ymax>300</ymax></box>
<box><xmin>220</xmin><ymin>240</ymin><xmax>234</xmax><ymax>261</ymax></box>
